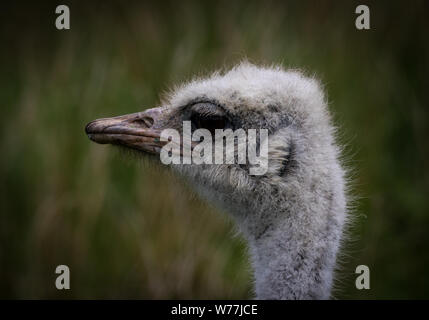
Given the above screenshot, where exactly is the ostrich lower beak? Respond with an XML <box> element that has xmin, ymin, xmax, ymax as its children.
<box><xmin>85</xmin><ymin>107</ymin><xmax>166</xmax><ymax>154</ymax></box>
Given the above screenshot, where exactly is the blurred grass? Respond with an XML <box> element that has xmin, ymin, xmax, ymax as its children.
<box><xmin>0</xmin><ymin>0</ymin><xmax>428</xmax><ymax>298</ymax></box>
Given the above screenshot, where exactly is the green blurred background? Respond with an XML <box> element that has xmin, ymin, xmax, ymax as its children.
<box><xmin>0</xmin><ymin>0</ymin><xmax>428</xmax><ymax>299</ymax></box>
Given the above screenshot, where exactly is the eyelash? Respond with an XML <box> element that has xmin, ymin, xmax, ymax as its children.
<box><xmin>190</xmin><ymin>113</ymin><xmax>230</xmax><ymax>135</ymax></box>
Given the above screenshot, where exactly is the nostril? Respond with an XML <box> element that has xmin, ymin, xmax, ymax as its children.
<box><xmin>132</xmin><ymin>116</ymin><xmax>154</xmax><ymax>128</ymax></box>
<box><xmin>142</xmin><ymin>116</ymin><xmax>154</xmax><ymax>128</ymax></box>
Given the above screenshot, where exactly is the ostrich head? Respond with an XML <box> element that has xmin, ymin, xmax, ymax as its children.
<box><xmin>85</xmin><ymin>63</ymin><xmax>347</xmax><ymax>299</ymax></box>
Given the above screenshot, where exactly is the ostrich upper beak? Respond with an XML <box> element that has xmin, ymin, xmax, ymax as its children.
<box><xmin>85</xmin><ymin>107</ymin><xmax>166</xmax><ymax>154</ymax></box>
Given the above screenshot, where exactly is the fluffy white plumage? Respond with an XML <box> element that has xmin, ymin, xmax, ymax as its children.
<box><xmin>163</xmin><ymin>62</ymin><xmax>348</xmax><ymax>299</ymax></box>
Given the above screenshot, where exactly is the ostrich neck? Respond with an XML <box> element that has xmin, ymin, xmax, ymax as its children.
<box><xmin>190</xmin><ymin>172</ymin><xmax>344</xmax><ymax>299</ymax></box>
<box><xmin>243</xmin><ymin>205</ymin><xmax>340</xmax><ymax>300</ymax></box>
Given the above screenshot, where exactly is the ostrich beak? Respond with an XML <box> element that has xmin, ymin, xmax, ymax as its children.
<box><xmin>85</xmin><ymin>107</ymin><xmax>166</xmax><ymax>154</ymax></box>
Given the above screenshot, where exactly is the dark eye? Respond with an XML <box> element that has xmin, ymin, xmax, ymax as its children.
<box><xmin>191</xmin><ymin>114</ymin><xmax>229</xmax><ymax>136</ymax></box>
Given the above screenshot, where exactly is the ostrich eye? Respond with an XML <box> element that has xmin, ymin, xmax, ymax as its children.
<box><xmin>191</xmin><ymin>114</ymin><xmax>229</xmax><ymax>136</ymax></box>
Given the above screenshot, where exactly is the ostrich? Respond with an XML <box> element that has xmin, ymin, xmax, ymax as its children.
<box><xmin>85</xmin><ymin>63</ymin><xmax>348</xmax><ymax>299</ymax></box>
